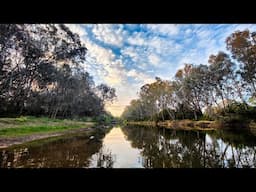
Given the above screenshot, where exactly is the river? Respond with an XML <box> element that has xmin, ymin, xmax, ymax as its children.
<box><xmin>0</xmin><ymin>125</ymin><xmax>256</xmax><ymax>168</ymax></box>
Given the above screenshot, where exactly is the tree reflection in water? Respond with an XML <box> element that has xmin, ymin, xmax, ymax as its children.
<box><xmin>0</xmin><ymin>135</ymin><xmax>102</xmax><ymax>168</ymax></box>
<box><xmin>92</xmin><ymin>147</ymin><xmax>115</xmax><ymax>168</ymax></box>
<box><xmin>1</xmin><ymin>125</ymin><xmax>256</xmax><ymax>168</ymax></box>
<box><xmin>121</xmin><ymin>125</ymin><xmax>256</xmax><ymax>168</ymax></box>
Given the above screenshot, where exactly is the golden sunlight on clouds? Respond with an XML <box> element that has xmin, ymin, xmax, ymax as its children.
<box><xmin>104</xmin><ymin>84</ymin><xmax>141</xmax><ymax>117</ymax></box>
<box><xmin>105</xmin><ymin>103</ymin><xmax>125</xmax><ymax>117</ymax></box>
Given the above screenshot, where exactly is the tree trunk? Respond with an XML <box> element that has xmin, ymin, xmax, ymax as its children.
<box><xmin>51</xmin><ymin>106</ymin><xmax>59</xmax><ymax>119</ymax></box>
<box><xmin>251</xmin><ymin>81</ymin><xmax>256</xmax><ymax>95</ymax></box>
<box><xmin>232</xmin><ymin>74</ymin><xmax>247</xmax><ymax>105</ymax></box>
<box><xmin>166</xmin><ymin>108</ymin><xmax>175</xmax><ymax>120</ymax></box>
<box><xmin>161</xmin><ymin>103</ymin><xmax>165</xmax><ymax>121</ymax></box>
<box><xmin>193</xmin><ymin>110</ymin><xmax>198</xmax><ymax>120</ymax></box>
<box><xmin>220</xmin><ymin>93</ymin><xmax>226</xmax><ymax>110</ymax></box>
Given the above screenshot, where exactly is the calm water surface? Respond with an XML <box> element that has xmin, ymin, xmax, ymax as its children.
<box><xmin>1</xmin><ymin>126</ymin><xmax>256</xmax><ymax>168</ymax></box>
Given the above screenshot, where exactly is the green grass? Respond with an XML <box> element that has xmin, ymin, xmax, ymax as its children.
<box><xmin>0</xmin><ymin>125</ymin><xmax>80</xmax><ymax>137</ymax></box>
<box><xmin>0</xmin><ymin>116</ymin><xmax>95</xmax><ymax>137</ymax></box>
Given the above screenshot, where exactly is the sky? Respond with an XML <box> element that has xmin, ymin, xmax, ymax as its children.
<box><xmin>89</xmin><ymin>127</ymin><xmax>143</xmax><ymax>168</ymax></box>
<box><xmin>66</xmin><ymin>24</ymin><xmax>256</xmax><ymax>117</ymax></box>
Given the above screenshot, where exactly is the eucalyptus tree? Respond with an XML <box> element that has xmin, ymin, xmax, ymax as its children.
<box><xmin>122</xmin><ymin>99</ymin><xmax>145</xmax><ymax>121</ymax></box>
<box><xmin>122</xmin><ymin>29</ymin><xmax>256</xmax><ymax>122</ymax></box>
<box><xmin>208</xmin><ymin>51</ymin><xmax>245</xmax><ymax>110</ymax></box>
<box><xmin>226</xmin><ymin>29</ymin><xmax>256</xmax><ymax>101</ymax></box>
<box><xmin>173</xmin><ymin>64</ymin><xmax>207</xmax><ymax>120</ymax></box>
<box><xmin>139</xmin><ymin>82</ymin><xmax>159</xmax><ymax>121</ymax></box>
<box><xmin>96</xmin><ymin>84</ymin><xmax>117</xmax><ymax>104</ymax></box>
<box><xmin>0</xmin><ymin>24</ymin><xmax>115</xmax><ymax>118</ymax></box>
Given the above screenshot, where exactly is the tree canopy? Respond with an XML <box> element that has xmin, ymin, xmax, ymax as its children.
<box><xmin>121</xmin><ymin>29</ymin><xmax>256</xmax><ymax>121</ymax></box>
<box><xmin>0</xmin><ymin>24</ymin><xmax>116</xmax><ymax>118</ymax></box>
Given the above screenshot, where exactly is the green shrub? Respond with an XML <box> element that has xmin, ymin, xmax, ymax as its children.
<box><xmin>79</xmin><ymin>116</ymin><xmax>94</xmax><ymax>122</ymax></box>
<box><xmin>210</xmin><ymin>101</ymin><xmax>256</xmax><ymax>122</ymax></box>
<box><xmin>199</xmin><ymin>114</ymin><xmax>214</xmax><ymax>121</ymax></box>
<box><xmin>94</xmin><ymin>113</ymin><xmax>114</xmax><ymax>124</ymax></box>
<box><xmin>15</xmin><ymin>116</ymin><xmax>28</xmax><ymax>122</ymax></box>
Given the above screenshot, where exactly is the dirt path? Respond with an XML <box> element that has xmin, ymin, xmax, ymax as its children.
<box><xmin>0</xmin><ymin>127</ymin><xmax>93</xmax><ymax>149</ymax></box>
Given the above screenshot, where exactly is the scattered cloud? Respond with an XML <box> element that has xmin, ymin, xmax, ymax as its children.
<box><xmin>127</xmin><ymin>69</ymin><xmax>155</xmax><ymax>85</ymax></box>
<box><xmin>127</xmin><ymin>32</ymin><xmax>146</xmax><ymax>46</ymax></box>
<box><xmin>67</xmin><ymin>24</ymin><xmax>256</xmax><ymax>116</ymax></box>
<box><xmin>65</xmin><ymin>24</ymin><xmax>87</xmax><ymax>37</ymax></box>
<box><xmin>146</xmin><ymin>24</ymin><xmax>179</xmax><ymax>36</ymax></box>
<box><xmin>148</xmin><ymin>54</ymin><xmax>160</xmax><ymax>67</ymax></box>
<box><xmin>91</xmin><ymin>24</ymin><xmax>125</xmax><ymax>47</ymax></box>
<box><xmin>121</xmin><ymin>46</ymin><xmax>139</xmax><ymax>62</ymax></box>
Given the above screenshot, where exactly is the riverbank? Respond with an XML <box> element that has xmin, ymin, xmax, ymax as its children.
<box><xmin>126</xmin><ymin>120</ymin><xmax>216</xmax><ymax>130</ymax></box>
<box><xmin>0</xmin><ymin>116</ymin><xmax>96</xmax><ymax>148</ymax></box>
<box><xmin>0</xmin><ymin>127</ymin><xmax>95</xmax><ymax>149</ymax></box>
<box><xmin>126</xmin><ymin>120</ymin><xmax>256</xmax><ymax>131</ymax></box>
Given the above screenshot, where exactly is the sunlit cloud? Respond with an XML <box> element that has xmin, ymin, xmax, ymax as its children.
<box><xmin>92</xmin><ymin>24</ymin><xmax>125</xmax><ymax>47</ymax></box>
<box><xmin>146</xmin><ymin>24</ymin><xmax>179</xmax><ymax>36</ymax></box>
<box><xmin>148</xmin><ymin>54</ymin><xmax>161</xmax><ymax>67</ymax></box>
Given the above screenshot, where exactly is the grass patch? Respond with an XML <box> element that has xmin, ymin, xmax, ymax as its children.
<box><xmin>0</xmin><ymin>125</ymin><xmax>80</xmax><ymax>137</ymax></box>
<box><xmin>15</xmin><ymin>116</ymin><xmax>28</xmax><ymax>122</ymax></box>
<box><xmin>0</xmin><ymin>116</ymin><xmax>94</xmax><ymax>137</ymax></box>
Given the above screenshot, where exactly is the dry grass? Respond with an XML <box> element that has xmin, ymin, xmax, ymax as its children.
<box><xmin>126</xmin><ymin>120</ymin><xmax>216</xmax><ymax>131</ymax></box>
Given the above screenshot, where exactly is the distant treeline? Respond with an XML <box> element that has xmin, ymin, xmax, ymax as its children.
<box><xmin>121</xmin><ymin>29</ymin><xmax>256</xmax><ymax>123</ymax></box>
<box><xmin>0</xmin><ymin>24</ymin><xmax>116</xmax><ymax>119</ymax></box>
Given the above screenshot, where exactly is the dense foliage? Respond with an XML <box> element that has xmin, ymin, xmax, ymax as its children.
<box><xmin>0</xmin><ymin>24</ymin><xmax>116</xmax><ymax>118</ymax></box>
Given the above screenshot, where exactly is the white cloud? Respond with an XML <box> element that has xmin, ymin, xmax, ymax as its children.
<box><xmin>197</xmin><ymin>29</ymin><xmax>212</xmax><ymax>39</ymax></box>
<box><xmin>183</xmin><ymin>38</ymin><xmax>193</xmax><ymax>45</ymax></box>
<box><xmin>127</xmin><ymin>32</ymin><xmax>146</xmax><ymax>46</ymax></box>
<box><xmin>86</xmin><ymin>41</ymin><xmax>115</xmax><ymax>66</ymax></box>
<box><xmin>231</xmin><ymin>24</ymin><xmax>256</xmax><ymax>32</ymax></box>
<box><xmin>173</xmin><ymin>27</ymin><xmax>229</xmax><ymax>72</ymax></box>
<box><xmin>103</xmin><ymin>60</ymin><xmax>127</xmax><ymax>86</ymax></box>
<box><xmin>185</xmin><ymin>28</ymin><xmax>192</xmax><ymax>35</ymax></box>
<box><xmin>127</xmin><ymin>69</ymin><xmax>154</xmax><ymax>85</ymax></box>
<box><xmin>148</xmin><ymin>54</ymin><xmax>160</xmax><ymax>67</ymax></box>
<box><xmin>147</xmin><ymin>37</ymin><xmax>162</xmax><ymax>52</ymax></box>
<box><xmin>80</xmin><ymin>38</ymin><xmax>128</xmax><ymax>86</ymax></box>
<box><xmin>137</xmin><ymin>63</ymin><xmax>148</xmax><ymax>70</ymax></box>
<box><xmin>92</xmin><ymin>24</ymin><xmax>124</xmax><ymax>47</ymax></box>
<box><xmin>147</xmin><ymin>36</ymin><xmax>182</xmax><ymax>55</ymax></box>
<box><xmin>65</xmin><ymin>24</ymin><xmax>87</xmax><ymax>37</ymax></box>
<box><xmin>146</xmin><ymin>24</ymin><xmax>179</xmax><ymax>36</ymax></box>
<box><xmin>121</xmin><ymin>46</ymin><xmax>139</xmax><ymax>62</ymax></box>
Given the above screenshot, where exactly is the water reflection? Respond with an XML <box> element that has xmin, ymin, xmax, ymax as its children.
<box><xmin>0</xmin><ymin>134</ymin><xmax>102</xmax><ymax>168</ymax></box>
<box><xmin>89</xmin><ymin>128</ymin><xmax>143</xmax><ymax>168</ymax></box>
<box><xmin>121</xmin><ymin>126</ymin><xmax>256</xmax><ymax>168</ymax></box>
<box><xmin>0</xmin><ymin>127</ymin><xmax>113</xmax><ymax>168</ymax></box>
<box><xmin>0</xmin><ymin>125</ymin><xmax>256</xmax><ymax>168</ymax></box>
